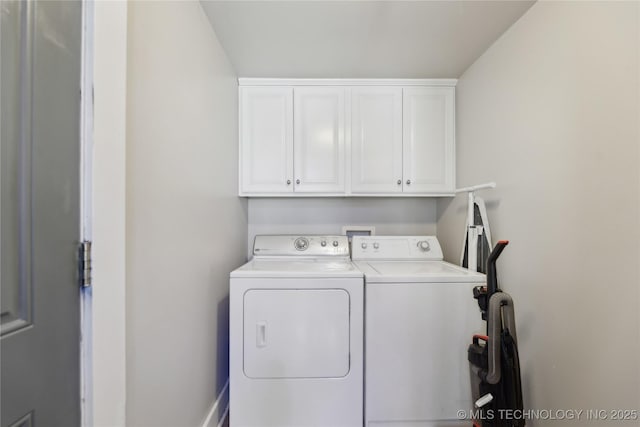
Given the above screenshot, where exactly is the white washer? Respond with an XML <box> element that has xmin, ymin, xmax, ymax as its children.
<box><xmin>352</xmin><ymin>236</ymin><xmax>485</xmax><ymax>427</ymax></box>
<box><xmin>230</xmin><ymin>235</ymin><xmax>364</xmax><ymax>427</ymax></box>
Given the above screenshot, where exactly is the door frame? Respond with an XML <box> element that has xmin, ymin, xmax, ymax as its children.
<box><xmin>80</xmin><ymin>0</ymin><xmax>94</xmax><ymax>424</ymax></box>
<box><xmin>82</xmin><ymin>1</ymin><xmax>128</xmax><ymax>426</ymax></box>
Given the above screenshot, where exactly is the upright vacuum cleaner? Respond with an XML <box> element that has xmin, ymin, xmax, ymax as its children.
<box><xmin>468</xmin><ymin>241</ymin><xmax>524</xmax><ymax>427</ymax></box>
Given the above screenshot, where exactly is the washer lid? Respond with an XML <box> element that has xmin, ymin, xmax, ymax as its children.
<box><xmin>231</xmin><ymin>259</ymin><xmax>363</xmax><ymax>278</ymax></box>
<box><xmin>354</xmin><ymin>260</ymin><xmax>485</xmax><ymax>283</ymax></box>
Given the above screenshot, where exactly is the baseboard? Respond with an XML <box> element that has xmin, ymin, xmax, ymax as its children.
<box><xmin>202</xmin><ymin>378</ymin><xmax>230</xmax><ymax>427</ymax></box>
<box><xmin>217</xmin><ymin>404</ymin><xmax>230</xmax><ymax>427</ymax></box>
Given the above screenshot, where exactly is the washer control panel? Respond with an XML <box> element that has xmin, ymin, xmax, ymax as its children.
<box><xmin>351</xmin><ymin>236</ymin><xmax>443</xmax><ymax>261</ymax></box>
<box><xmin>254</xmin><ymin>235</ymin><xmax>349</xmax><ymax>257</ymax></box>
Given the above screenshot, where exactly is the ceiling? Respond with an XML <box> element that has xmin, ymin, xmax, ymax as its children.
<box><xmin>200</xmin><ymin>0</ymin><xmax>535</xmax><ymax>78</ymax></box>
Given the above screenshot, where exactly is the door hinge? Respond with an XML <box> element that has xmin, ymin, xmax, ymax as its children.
<box><xmin>79</xmin><ymin>240</ymin><xmax>92</xmax><ymax>288</ymax></box>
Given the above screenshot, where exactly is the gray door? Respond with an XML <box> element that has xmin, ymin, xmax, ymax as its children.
<box><xmin>1</xmin><ymin>1</ymin><xmax>82</xmax><ymax>426</ymax></box>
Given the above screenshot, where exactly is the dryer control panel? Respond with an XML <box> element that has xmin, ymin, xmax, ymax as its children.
<box><xmin>351</xmin><ymin>236</ymin><xmax>443</xmax><ymax>261</ymax></box>
<box><xmin>253</xmin><ymin>235</ymin><xmax>350</xmax><ymax>257</ymax></box>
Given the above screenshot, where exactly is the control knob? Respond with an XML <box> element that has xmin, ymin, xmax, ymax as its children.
<box><xmin>373</xmin><ymin>242</ymin><xmax>380</xmax><ymax>249</ymax></box>
<box><xmin>333</xmin><ymin>241</ymin><xmax>339</xmax><ymax>247</ymax></box>
<box><xmin>361</xmin><ymin>242</ymin><xmax>368</xmax><ymax>249</ymax></box>
<box><xmin>294</xmin><ymin>237</ymin><xmax>309</xmax><ymax>251</ymax></box>
<box><xmin>417</xmin><ymin>240</ymin><xmax>430</xmax><ymax>251</ymax></box>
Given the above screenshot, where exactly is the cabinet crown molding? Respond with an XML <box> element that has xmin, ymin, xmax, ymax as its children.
<box><xmin>238</xmin><ymin>78</ymin><xmax>457</xmax><ymax>87</ymax></box>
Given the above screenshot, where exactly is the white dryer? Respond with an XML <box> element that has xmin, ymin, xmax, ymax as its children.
<box><xmin>230</xmin><ymin>235</ymin><xmax>364</xmax><ymax>427</ymax></box>
<box><xmin>352</xmin><ymin>236</ymin><xmax>485</xmax><ymax>427</ymax></box>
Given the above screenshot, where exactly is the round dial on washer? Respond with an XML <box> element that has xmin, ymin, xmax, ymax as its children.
<box><xmin>373</xmin><ymin>242</ymin><xmax>380</xmax><ymax>249</ymax></box>
<box><xmin>418</xmin><ymin>240</ymin><xmax>430</xmax><ymax>251</ymax></box>
<box><xmin>321</xmin><ymin>240</ymin><xmax>327</xmax><ymax>247</ymax></box>
<box><xmin>332</xmin><ymin>241</ymin><xmax>339</xmax><ymax>247</ymax></box>
<box><xmin>294</xmin><ymin>237</ymin><xmax>309</xmax><ymax>251</ymax></box>
<box><xmin>361</xmin><ymin>242</ymin><xmax>368</xmax><ymax>249</ymax></box>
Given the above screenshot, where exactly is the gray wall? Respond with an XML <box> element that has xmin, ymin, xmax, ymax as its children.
<box><xmin>125</xmin><ymin>1</ymin><xmax>247</xmax><ymax>426</ymax></box>
<box><xmin>437</xmin><ymin>1</ymin><xmax>640</xmax><ymax>421</ymax></box>
<box><xmin>248</xmin><ymin>198</ymin><xmax>437</xmax><ymax>257</ymax></box>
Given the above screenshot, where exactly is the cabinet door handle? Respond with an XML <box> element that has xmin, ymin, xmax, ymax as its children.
<box><xmin>397</xmin><ymin>179</ymin><xmax>402</xmax><ymax>185</ymax></box>
<box><xmin>406</xmin><ymin>179</ymin><xmax>411</xmax><ymax>185</ymax></box>
<box><xmin>296</xmin><ymin>179</ymin><xmax>301</xmax><ymax>185</ymax></box>
<box><xmin>286</xmin><ymin>179</ymin><xmax>291</xmax><ymax>185</ymax></box>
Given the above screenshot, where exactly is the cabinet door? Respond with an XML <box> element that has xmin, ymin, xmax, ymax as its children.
<box><xmin>402</xmin><ymin>87</ymin><xmax>455</xmax><ymax>194</ymax></box>
<box><xmin>351</xmin><ymin>87</ymin><xmax>403</xmax><ymax>193</ymax></box>
<box><xmin>240</xmin><ymin>87</ymin><xmax>293</xmax><ymax>194</ymax></box>
<box><xmin>294</xmin><ymin>87</ymin><xmax>345</xmax><ymax>193</ymax></box>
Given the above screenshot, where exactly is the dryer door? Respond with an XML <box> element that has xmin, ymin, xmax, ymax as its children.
<box><xmin>244</xmin><ymin>289</ymin><xmax>350</xmax><ymax>378</ymax></box>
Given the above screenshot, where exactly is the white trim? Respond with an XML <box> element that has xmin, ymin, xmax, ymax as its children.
<box><xmin>80</xmin><ymin>2</ymin><xmax>94</xmax><ymax>241</ymax></box>
<box><xmin>79</xmin><ymin>1</ymin><xmax>95</xmax><ymax>426</ymax></box>
<box><xmin>92</xmin><ymin>2</ymin><xmax>128</xmax><ymax>426</ymax></box>
<box><xmin>201</xmin><ymin>379</ymin><xmax>230</xmax><ymax>427</ymax></box>
<box><xmin>217</xmin><ymin>405</ymin><xmax>230</xmax><ymax>427</ymax></box>
<box><xmin>239</xmin><ymin>192</ymin><xmax>455</xmax><ymax>198</ymax></box>
<box><xmin>238</xmin><ymin>78</ymin><xmax>458</xmax><ymax>87</ymax></box>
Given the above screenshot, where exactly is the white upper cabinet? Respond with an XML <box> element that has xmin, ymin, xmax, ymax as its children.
<box><xmin>238</xmin><ymin>79</ymin><xmax>456</xmax><ymax>197</ymax></box>
<box><xmin>402</xmin><ymin>87</ymin><xmax>455</xmax><ymax>194</ymax></box>
<box><xmin>350</xmin><ymin>87</ymin><xmax>403</xmax><ymax>193</ymax></box>
<box><xmin>294</xmin><ymin>87</ymin><xmax>345</xmax><ymax>193</ymax></box>
<box><xmin>240</xmin><ymin>87</ymin><xmax>293</xmax><ymax>193</ymax></box>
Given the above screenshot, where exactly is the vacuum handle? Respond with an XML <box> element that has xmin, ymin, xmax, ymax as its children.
<box><xmin>473</xmin><ymin>334</ymin><xmax>488</xmax><ymax>345</ymax></box>
<box><xmin>486</xmin><ymin>240</ymin><xmax>508</xmax><ymax>297</ymax></box>
<box><xmin>485</xmin><ymin>293</ymin><xmax>518</xmax><ymax>385</ymax></box>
